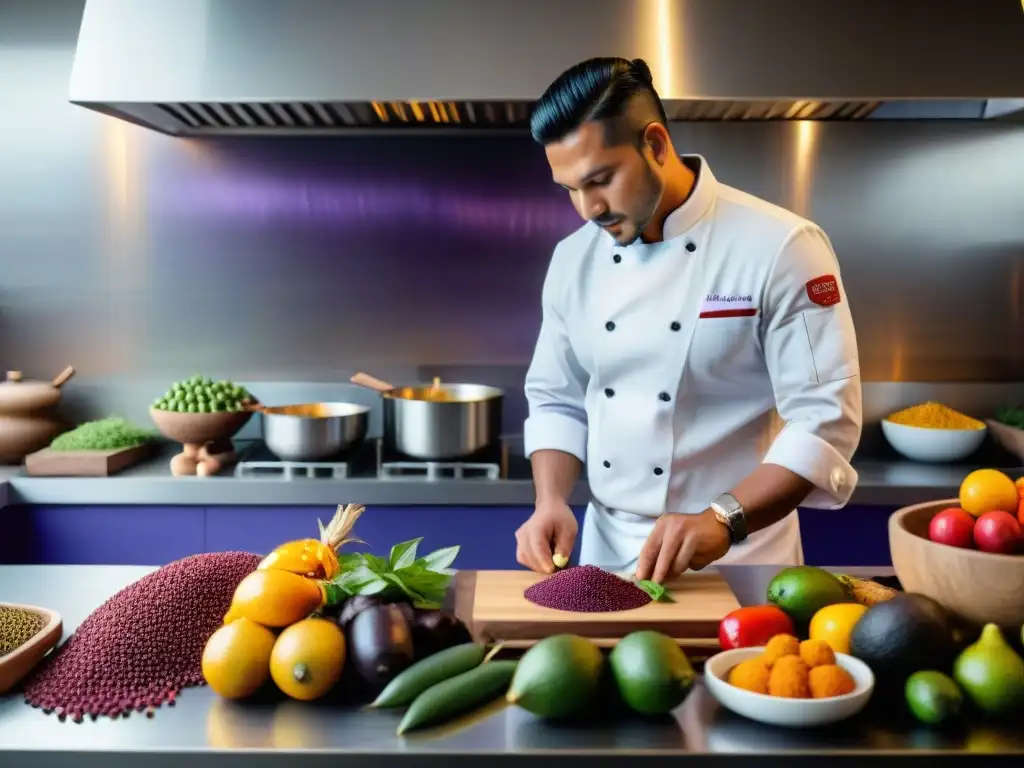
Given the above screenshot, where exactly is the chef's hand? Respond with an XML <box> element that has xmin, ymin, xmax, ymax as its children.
<box><xmin>515</xmin><ymin>500</ymin><xmax>578</xmax><ymax>575</ymax></box>
<box><xmin>634</xmin><ymin>509</ymin><xmax>731</xmax><ymax>584</ymax></box>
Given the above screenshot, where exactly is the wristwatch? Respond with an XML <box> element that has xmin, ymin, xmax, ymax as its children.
<box><xmin>710</xmin><ymin>493</ymin><xmax>748</xmax><ymax>544</ymax></box>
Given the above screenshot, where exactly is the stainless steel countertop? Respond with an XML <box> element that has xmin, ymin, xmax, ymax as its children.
<box><xmin>0</xmin><ymin>565</ymin><xmax>1021</xmax><ymax>767</ymax></box>
<box><xmin>1</xmin><ymin>443</ymin><xmax>1019</xmax><ymax>508</ymax></box>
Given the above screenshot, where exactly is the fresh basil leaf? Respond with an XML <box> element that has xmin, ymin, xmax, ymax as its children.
<box><xmin>335</xmin><ymin>553</ymin><xmax>364</xmax><ymax>571</ymax></box>
<box><xmin>635</xmin><ymin>579</ymin><xmax>673</xmax><ymax>603</ymax></box>
<box><xmin>335</xmin><ymin>565</ymin><xmax>384</xmax><ymax>592</ymax></box>
<box><xmin>355</xmin><ymin>577</ymin><xmax>390</xmax><ymax>596</ymax></box>
<box><xmin>398</xmin><ymin>568</ymin><xmax>453</xmax><ymax>603</ymax></box>
<box><xmin>321</xmin><ymin>580</ymin><xmax>348</xmax><ymax>606</ymax></box>
<box><xmin>359</xmin><ymin>553</ymin><xmax>389</xmax><ymax>573</ymax></box>
<box><xmin>389</xmin><ymin>538</ymin><xmax>422</xmax><ymax>570</ymax></box>
<box><xmin>381</xmin><ymin>572</ymin><xmax>426</xmax><ymax>602</ymax></box>
<box><xmin>418</xmin><ymin>545</ymin><xmax>460</xmax><ymax>572</ymax></box>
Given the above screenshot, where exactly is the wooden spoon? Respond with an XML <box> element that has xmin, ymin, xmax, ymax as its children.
<box><xmin>51</xmin><ymin>365</ymin><xmax>75</xmax><ymax>389</ymax></box>
<box><xmin>350</xmin><ymin>372</ymin><xmax>395</xmax><ymax>394</ymax></box>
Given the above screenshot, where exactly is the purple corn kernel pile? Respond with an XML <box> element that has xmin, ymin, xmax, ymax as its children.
<box><xmin>524</xmin><ymin>565</ymin><xmax>651</xmax><ymax>612</ymax></box>
<box><xmin>23</xmin><ymin>551</ymin><xmax>261</xmax><ymax>722</ymax></box>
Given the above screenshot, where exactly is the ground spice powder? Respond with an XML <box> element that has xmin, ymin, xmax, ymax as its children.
<box><xmin>524</xmin><ymin>565</ymin><xmax>651</xmax><ymax>612</ymax></box>
<box><xmin>23</xmin><ymin>551</ymin><xmax>260</xmax><ymax>722</ymax></box>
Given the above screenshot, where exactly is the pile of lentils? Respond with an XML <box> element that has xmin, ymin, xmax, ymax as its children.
<box><xmin>0</xmin><ymin>606</ymin><xmax>48</xmax><ymax>656</ymax></box>
<box><xmin>524</xmin><ymin>565</ymin><xmax>652</xmax><ymax>613</ymax></box>
<box><xmin>23</xmin><ymin>551</ymin><xmax>260</xmax><ymax>722</ymax></box>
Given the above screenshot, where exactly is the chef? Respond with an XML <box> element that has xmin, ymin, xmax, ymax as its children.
<box><xmin>515</xmin><ymin>57</ymin><xmax>863</xmax><ymax>583</ymax></box>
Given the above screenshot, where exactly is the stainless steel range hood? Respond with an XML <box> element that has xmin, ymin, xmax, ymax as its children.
<box><xmin>69</xmin><ymin>0</ymin><xmax>1024</xmax><ymax>136</ymax></box>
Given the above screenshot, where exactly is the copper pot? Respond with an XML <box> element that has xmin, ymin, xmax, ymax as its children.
<box><xmin>0</xmin><ymin>366</ymin><xmax>75</xmax><ymax>464</ymax></box>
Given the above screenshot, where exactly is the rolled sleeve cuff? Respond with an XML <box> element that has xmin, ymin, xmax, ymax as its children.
<box><xmin>763</xmin><ymin>427</ymin><xmax>858</xmax><ymax>509</ymax></box>
<box><xmin>523</xmin><ymin>412</ymin><xmax>588</xmax><ymax>463</ymax></box>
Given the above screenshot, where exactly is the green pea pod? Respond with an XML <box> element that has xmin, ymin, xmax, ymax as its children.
<box><xmin>397</xmin><ymin>660</ymin><xmax>518</xmax><ymax>735</ymax></box>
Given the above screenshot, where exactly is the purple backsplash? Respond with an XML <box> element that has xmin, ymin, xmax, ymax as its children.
<box><xmin>142</xmin><ymin>136</ymin><xmax>581</xmax><ymax>376</ymax></box>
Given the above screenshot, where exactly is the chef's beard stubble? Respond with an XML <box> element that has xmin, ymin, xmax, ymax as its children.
<box><xmin>598</xmin><ymin>156</ymin><xmax>664</xmax><ymax>247</ymax></box>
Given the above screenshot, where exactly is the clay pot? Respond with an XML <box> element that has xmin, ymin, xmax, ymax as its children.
<box><xmin>0</xmin><ymin>367</ymin><xmax>74</xmax><ymax>464</ymax></box>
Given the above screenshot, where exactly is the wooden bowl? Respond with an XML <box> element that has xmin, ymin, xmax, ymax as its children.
<box><xmin>0</xmin><ymin>603</ymin><xmax>63</xmax><ymax>694</ymax></box>
<box><xmin>986</xmin><ymin>419</ymin><xmax>1024</xmax><ymax>463</ymax></box>
<box><xmin>149</xmin><ymin>407</ymin><xmax>252</xmax><ymax>446</ymax></box>
<box><xmin>889</xmin><ymin>499</ymin><xmax>1024</xmax><ymax>628</ymax></box>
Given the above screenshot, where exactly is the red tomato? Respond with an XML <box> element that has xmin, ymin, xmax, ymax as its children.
<box><xmin>718</xmin><ymin>605</ymin><xmax>796</xmax><ymax>650</ymax></box>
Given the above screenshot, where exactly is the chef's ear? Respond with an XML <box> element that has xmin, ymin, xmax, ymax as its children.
<box><xmin>641</xmin><ymin>122</ymin><xmax>672</xmax><ymax>166</ymax></box>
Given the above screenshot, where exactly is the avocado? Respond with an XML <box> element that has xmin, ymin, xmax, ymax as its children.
<box><xmin>905</xmin><ymin>670</ymin><xmax>963</xmax><ymax>726</ymax></box>
<box><xmin>609</xmin><ymin>631</ymin><xmax>695</xmax><ymax>716</ymax></box>
<box><xmin>506</xmin><ymin>634</ymin><xmax>604</xmax><ymax>719</ymax></box>
<box><xmin>849</xmin><ymin>593</ymin><xmax>956</xmax><ymax>687</ymax></box>
<box><xmin>766</xmin><ymin>566</ymin><xmax>852</xmax><ymax>627</ymax></box>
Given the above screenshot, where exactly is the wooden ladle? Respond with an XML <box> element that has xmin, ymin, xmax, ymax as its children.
<box><xmin>350</xmin><ymin>372</ymin><xmax>396</xmax><ymax>394</ymax></box>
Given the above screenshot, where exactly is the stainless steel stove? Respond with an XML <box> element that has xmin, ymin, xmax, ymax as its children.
<box><xmin>234</xmin><ymin>437</ymin><xmax>507</xmax><ymax>481</ymax></box>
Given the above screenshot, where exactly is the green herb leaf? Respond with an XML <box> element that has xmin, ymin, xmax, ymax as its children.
<box><xmin>389</xmin><ymin>538</ymin><xmax>422</xmax><ymax>570</ymax></box>
<box><xmin>359</xmin><ymin>553</ymin><xmax>389</xmax><ymax>573</ymax></box>
<box><xmin>322</xmin><ymin>580</ymin><xmax>348</xmax><ymax>606</ymax></box>
<box><xmin>418</xmin><ymin>545</ymin><xmax>460</xmax><ymax>572</ymax></box>
<box><xmin>335</xmin><ymin>566</ymin><xmax>389</xmax><ymax>595</ymax></box>
<box><xmin>381</xmin><ymin>572</ymin><xmax>426</xmax><ymax>602</ymax></box>
<box><xmin>635</xmin><ymin>580</ymin><xmax>673</xmax><ymax>603</ymax></box>
<box><xmin>336</xmin><ymin>553</ymin><xmax>364</xmax><ymax>571</ymax></box>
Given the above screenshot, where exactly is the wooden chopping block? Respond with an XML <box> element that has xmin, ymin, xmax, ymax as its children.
<box><xmin>24</xmin><ymin>442</ymin><xmax>156</xmax><ymax>477</ymax></box>
<box><xmin>453</xmin><ymin>570</ymin><xmax>739</xmax><ymax>649</ymax></box>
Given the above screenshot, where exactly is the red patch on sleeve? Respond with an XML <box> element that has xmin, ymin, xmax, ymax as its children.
<box><xmin>805</xmin><ymin>274</ymin><xmax>841</xmax><ymax>307</ymax></box>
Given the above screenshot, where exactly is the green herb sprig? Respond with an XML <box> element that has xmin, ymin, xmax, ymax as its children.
<box><xmin>635</xmin><ymin>579</ymin><xmax>674</xmax><ymax>603</ymax></box>
<box><xmin>994</xmin><ymin>405</ymin><xmax>1024</xmax><ymax>430</ymax></box>
<box><xmin>325</xmin><ymin>538</ymin><xmax>460</xmax><ymax>610</ymax></box>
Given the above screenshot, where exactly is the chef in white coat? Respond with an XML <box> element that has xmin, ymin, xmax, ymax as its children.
<box><xmin>515</xmin><ymin>57</ymin><xmax>863</xmax><ymax>583</ymax></box>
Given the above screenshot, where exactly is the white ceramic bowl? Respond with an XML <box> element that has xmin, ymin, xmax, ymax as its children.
<box><xmin>881</xmin><ymin>419</ymin><xmax>986</xmax><ymax>462</ymax></box>
<box><xmin>704</xmin><ymin>647</ymin><xmax>875</xmax><ymax>728</ymax></box>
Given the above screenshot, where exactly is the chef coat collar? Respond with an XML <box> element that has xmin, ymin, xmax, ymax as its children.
<box><xmin>660</xmin><ymin>155</ymin><xmax>716</xmax><ymax>242</ymax></box>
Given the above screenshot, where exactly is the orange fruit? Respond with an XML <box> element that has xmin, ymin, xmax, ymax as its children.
<box><xmin>958</xmin><ymin>469</ymin><xmax>1019</xmax><ymax>517</ymax></box>
<box><xmin>230</xmin><ymin>569</ymin><xmax>325</xmax><ymax>627</ymax></box>
<box><xmin>202</xmin><ymin>617</ymin><xmax>276</xmax><ymax>699</ymax></box>
<box><xmin>1015</xmin><ymin>476</ymin><xmax>1024</xmax><ymax>498</ymax></box>
<box><xmin>808</xmin><ymin>602</ymin><xmax>868</xmax><ymax>655</ymax></box>
<box><xmin>258</xmin><ymin>539</ymin><xmax>342</xmax><ymax>580</ymax></box>
<box><xmin>270</xmin><ymin>618</ymin><xmax>346</xmax><ymax>701</ymax></box>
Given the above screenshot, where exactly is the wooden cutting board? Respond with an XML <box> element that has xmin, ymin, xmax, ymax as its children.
<box><xmin>454</xmin><ymin>570</ymin><xmax>739</xmax><ymax>649</ymax></box>
<box><xmin>24</xmin><ymin>443</ymin><xmax>155</xmax><ymax>476</ymax></box>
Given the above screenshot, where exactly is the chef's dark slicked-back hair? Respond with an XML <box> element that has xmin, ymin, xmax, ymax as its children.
<box><xmin>530</xmin><ymin>57</ymin><xmax>669</xmax><ymax>147</ymax></box>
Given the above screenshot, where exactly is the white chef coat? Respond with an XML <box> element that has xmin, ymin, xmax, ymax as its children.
<box><xmin>523</xmin><ymin>156</ymin><xmax>863</xmax><ymax>572</ymax></box>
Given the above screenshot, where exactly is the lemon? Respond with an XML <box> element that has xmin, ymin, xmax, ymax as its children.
<box><xmin>270</xmin><ymin>618</ymin><xmax>346</xmax><ymax>701</ymax></box>
<box><xmin>202</xmin><ymin>617</ymin><xmax>276</xmax><ymax>700</ymax></box>
<box><xmin>808</xmin><ymin>602</ymin><xmax>868</xmax><ymax>655</ymax></box>
<box><xmin>959</xmin><ymin>469</ymin><xmax>1019</xmax><ymax>517</ymax></box>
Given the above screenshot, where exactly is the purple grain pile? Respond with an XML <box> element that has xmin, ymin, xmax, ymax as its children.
<box><xmin>524</xmin><ymin>565</ymin><xmax>651</xmax><ymax>612</ymax></box>
<box><xmin>23</xmin><ymin>551</ymin><xmax>260</xmax><ymax>722</ymax></box>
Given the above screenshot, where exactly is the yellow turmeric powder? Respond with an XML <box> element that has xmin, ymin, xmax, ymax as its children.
<box><xmin>885</xmin><ymin>402</ymin><xmax>984</xmax><ymax>430</ymax></box>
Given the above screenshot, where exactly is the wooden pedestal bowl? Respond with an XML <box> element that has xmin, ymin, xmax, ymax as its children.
<box><xmin>889</xmin><ymin>499</ymin><xmax>1024</xmax><ymax>628</ymax></box>
<box><xmin>149</xmin><ymin>407</ymin><xmax>252</xmax><ymax>446</ymax></box>
<box><xmin>0</xmin><ymin>604</ymin><xmax>63</xmax><ymax>694</ymax></box>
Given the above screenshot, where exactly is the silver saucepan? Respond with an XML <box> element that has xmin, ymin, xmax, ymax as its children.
<box><xmin>251</xmin><ymin>402</ymin><xmax>370</xmax><ymax>462</ymax></box>
<box><xmin>350</xmin><ymin>372</ymin><xmax>503</xmax><ymax>460</ymax></box>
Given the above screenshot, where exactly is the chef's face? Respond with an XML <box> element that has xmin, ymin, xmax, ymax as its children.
<box><xmin>545</xmin><ymin>120</ymin><xmax>665</xmax><ymax>246</ymax></box>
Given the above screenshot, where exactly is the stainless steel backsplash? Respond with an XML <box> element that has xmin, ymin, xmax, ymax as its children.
<box><xmin>2</xmin><ymin>1</ymin><xmax>1022</xmax><ymax>453</ymax></box>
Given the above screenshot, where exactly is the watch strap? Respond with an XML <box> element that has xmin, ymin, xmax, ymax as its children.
<box><xmin>710</xmin><ymin>492</ymin><xmax>748</xmax><ymax>544</ymax></box>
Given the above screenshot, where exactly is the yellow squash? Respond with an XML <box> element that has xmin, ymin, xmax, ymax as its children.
<box><xmin>258</xmin><ymin>503</ymin><xmax>366</xmax><ymax>580</ymax></box>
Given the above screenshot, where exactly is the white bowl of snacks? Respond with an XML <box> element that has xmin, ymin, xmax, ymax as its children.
<box><xmin>881</xmin><ymin>403</ymin><xmax>987</xmax><ymax>462</ymax></box>
<box><xmin>704</xmin><ymin>643</ymin><xmax>875</xmax><ymax>728</ymax></box>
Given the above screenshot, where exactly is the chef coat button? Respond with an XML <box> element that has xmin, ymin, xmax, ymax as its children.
<box><xmin>604</xmin><ymin>388</ymin><xmax>615</xmax><ymax>398</ymax></box>
<box><xmin>653</xmin><ymin>467</ymin><xmax>664</xmax><ymax>476</ymax></box>
<box><xmin>830</xmin><ymin>467</ymin><xmax>846</xmax><ymax>493</ymax></box>
<box><xmin>685</xmin><ymin>241</ymin><xmax>697</xmax><ymax>252</ymax></box>
<box><xmin>613</xmin><ymin>254</ymin><xmax>622</xmax><ymax>264</ymax></box>
<box><xmin>670</xmin><ymin>321</ymin><xmax>681</xmax><ymax>332</ymax></box>
<box><xmin>603</xmin><ymin>460</ymin><xmax>611</xmax><ymax>468</ymax></box>
<box><xmin>605</xmin><ymin>321</ymin><xmax>616</xmax><ymax>331</ymax></box>
<box><xmin>658</xmin><ymin>392</ymin><xmax>671</xmax><ymax>402</ymax></box>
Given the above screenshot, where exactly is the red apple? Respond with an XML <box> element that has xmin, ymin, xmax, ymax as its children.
<box><xmin>928</xmin><ymin>507</ymin><xmax>976</xmax><ymax>548</ymax></box>
<box><xmin>973</xmin><ymin>510</ymin><xmax>1022</xmax><ymax>555</ymax></box>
